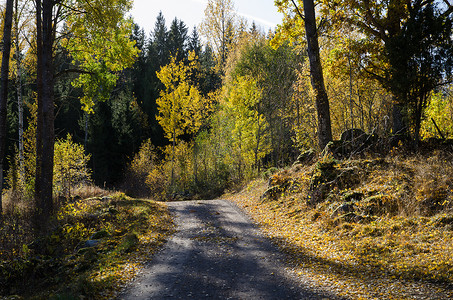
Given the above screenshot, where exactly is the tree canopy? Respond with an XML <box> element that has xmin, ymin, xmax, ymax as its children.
<box><xmin>0</xmin><ymin>0</ymin><xmax>452</xmax><ymax>232</ymax></box>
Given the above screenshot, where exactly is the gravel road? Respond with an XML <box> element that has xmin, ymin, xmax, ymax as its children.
<box><xmin>119</xmin><ymin>199</ymin><xmax>334</xmax><ymax>299</ymax></box>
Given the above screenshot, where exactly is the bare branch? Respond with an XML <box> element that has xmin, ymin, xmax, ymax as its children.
<box><xmin>54</xmin><ymin>68</ymin><xmax>95</xmax><ymax>79</ymax></box>
<box><xmin>55</xmin><ymin>1</ymin><xmax>86</xmax><ymax>15</ymax></box>
<box><xmin>291</xmin><ymin>0</ymin><xmax>305</xmax><ymax>21</ymax></box>
<box><xmin>362</xmin><ymin>0</ymin><xmax>388</xmax><ymax>41</ymax></box>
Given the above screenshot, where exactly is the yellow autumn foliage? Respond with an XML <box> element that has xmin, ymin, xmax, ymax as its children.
<box><xmin>53</xmin><ymin>134</ymin><xmax>91</xmax><ymax>199</ymax></box>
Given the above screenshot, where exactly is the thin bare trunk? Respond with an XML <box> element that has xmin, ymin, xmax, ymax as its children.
<box><xmin>348</xmin><ymin>40</ymin><xmax>354</xmax><ymax>129</ymax></box>
<box><xmin>193</xmin><ymin>142</ymin><xmax>198</xmax><ymax>186</ymax></box>
<box><xmin>254</xmin><ymin>102</ymin><xmax>262</xmax><ymax>172</ymax></box>
<box><xmin>15</xmin><ymin>0</ymin><xmax>24</xmax><ymax>184</ymax></box>
<box><xmin>84</xmin><ymin>112</ymin><xmax>88</xmax><ymax>149</ymax></box>
<box><xmin>171</xmin><ymin>131</ymin><xmax>175</xmax><ymax>190</ymax></box>
<box><xmin>254</xmin><ymin>127</ymin><xmax>260</xmax><ymax>172</ymax></box>
<box><xmin>221</xmin><ymin>8</ymin><xmax>225</xmax><ymax>64</ymax></box>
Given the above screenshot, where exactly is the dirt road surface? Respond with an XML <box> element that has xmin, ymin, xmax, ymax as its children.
<box><xmin>120</xmin><ymin>199</ymin><xmax>336</xmax><ymax>299</ymax></box>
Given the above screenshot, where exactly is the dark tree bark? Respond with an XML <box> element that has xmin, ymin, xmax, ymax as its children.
<box><xmin>34</xmin><ymin>0</ymin><xmax>55</xmax><ymax>232</ymax></box>
<box><xmin>301</xmin><ymin>0</ymin><xmax>332</xmax><ymax>149</ymax></box>
<box><xmin>392</xmin><ymin>101</ymin><xmax>407</xmax><ymax>143</ymax></box>
<box><xmin>0</xmin><ymin>0</ymin><xmax>15</xmax><ymax>219</ymax></box>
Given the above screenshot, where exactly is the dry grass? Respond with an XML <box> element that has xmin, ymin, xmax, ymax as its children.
<box><xmin>226</xmin><ymin>152</ymin><xmax>453</xmax><ymax>299</ymax></box>
<box><xmin>71</xmin><ymin>184</ymin><xmax>110</xmax><ymax>199</ymax></box>
<box><xmin>0</xmin><ymin>184</ymin><xmax>112</xmax><ymax>262</ymax></box>
<box><xmin>0</xmin><ymin>192</ymin><xmax>175</xmax><ymax>299</ymax></box>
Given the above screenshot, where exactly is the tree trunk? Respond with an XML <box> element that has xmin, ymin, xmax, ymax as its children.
<box><xmin>392</xmin><ymin>101</ymin><xmax>407</xmax><ymax>145</ymax></box>
<box><xmin>15</xmin><ymin>0</ymin><xmax>25</xmax><ymax>184</ymax></box>
<box><xmin>171</xmin><ymin>131</ymin><xmax>175</xmax><ymax>191</ymax></box>
<box><xmin>254</xmin><ymin>102</ymin><xmax>262</xmax><ymax>172</ymax></box>
<box><xmin>302</xmin><ymin>0</ymin><xmax>332</xmax><ymax>149</ymax></box>
<box><xmin>221</xmin><ymin>9</ymin><xmax>226</xmax><ymax>65</ymax></box>
<box><xmin>414</xmin><ymin>91</ymin><xmax>428</xmax><ymax>150</ymax></box>
<box><xmin>84</xmin><ymin>112</ymin><xmax>89</xmax><ymax>149</ymax></box>
<box><xmin>193</xmin><ymin>142</ymin><xmax>198</xmax><ymax>186</ymax></box>
<box><xmin>348</xmin><ymin>40</ymin><xmax>354</xmax><ymax>129</ymax></box>
<box><xmin>34</xmin><ymin>0</ymin><xmax>55</xmax><ymax>233</ymax></box>
<box><xmin>0</xmin><ymin>0</ymin><xmax>15</xmax><ymax>219</ymax></box>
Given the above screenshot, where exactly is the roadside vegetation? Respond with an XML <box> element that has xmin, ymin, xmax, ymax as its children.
<box><xmin>0</xmin><ymin>190</ymin><xmax>174</xmax><ymax>299</ymax></box>
<box><xmin>1</xmin><ymin>113</ymin><xmax>174</xmax><ymax>299</ymax></box>
<box><xmin>226</xmin><ymin>148</ymin><xmax>453</xmax><ymax>299</ymax></box>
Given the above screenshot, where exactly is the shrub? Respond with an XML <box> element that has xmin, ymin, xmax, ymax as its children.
<box><xmin>122</xmin><ymin>139</ymin><xmax>157</xmax><ymax>198</ymax></box>
<box><xmin>311</xmin><ymin>154</ymin><xmax>338</xmax><ymax>188</ymax></box>
<box><xmin>145</xmin><ymin>166</ymin><xmax>168</xmax><ymax>200</ymax></box>
<box><xmin>164</xmin><ymin>141</ymin><xmax>194</xmax><ymax>194</ymax></box>
<box><xmin>413</xmin><ymin>154</ymin><xmax>453</xmax><ymax>216</ymax></box>
<box><xmin>262</xmin><ymin>167</ymin><xmax>279</xmax><ymax>180</ymax></box>
<box><xmin>53</xmin><ymin>134</ymin><xmax>91</xmax><ymax>199</ymax></box>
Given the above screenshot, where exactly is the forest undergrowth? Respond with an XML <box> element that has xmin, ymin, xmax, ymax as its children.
<box><xmin>0</xmin><ymin>189</ymin><xmax>174</xmax><ymax>299</ymax></box>
<box><xmin>226</xmin><ymin>149</ymin><xmax>453</xmax><ymax>299</ymax></box>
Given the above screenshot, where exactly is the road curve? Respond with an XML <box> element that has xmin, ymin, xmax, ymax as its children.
<box><xmin>119</xmin><ymin>199</ymin><xmax>334</xmax><ymax>300</ymax></box>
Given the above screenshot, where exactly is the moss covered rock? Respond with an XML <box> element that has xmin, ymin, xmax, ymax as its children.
<box><xmin>260</xmin><ymin>186</ymin><xmax>284</xmax><ymax>202</ymax></box>
<box><xmin>90</xmin><ymin>229</ymin><xmax>109</xmax><ymax>240</ymax></box>
<box><xmin>118</xmin><ymin>233</ymin><xmax>139</xmax><ymax>253</ymax></box>
<box><xmin>295</xmin><ymin>149</ymin><xmax>316</xmax><ymax>165</ymax></box>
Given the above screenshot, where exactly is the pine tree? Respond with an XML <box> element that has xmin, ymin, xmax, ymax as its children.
<box><xmin>188</xmin><ymin>27</ymin><xmax>202</xmax><ymax>57</ymax></box>
<box><xmin>168</xmin><ymin>18</ymin><xmax>188</xmax><ymax>62</ymax></box>
<box><xmin>152</xmin><ymin>11</ymin><xmax>169</xmax><ymax>67</ymax></box>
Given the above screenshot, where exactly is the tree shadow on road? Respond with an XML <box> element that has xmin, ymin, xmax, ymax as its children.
<box><xmin>121</xmin><ymin>200</ymin><xmax>341</xmax><ymax>299</ymax></box>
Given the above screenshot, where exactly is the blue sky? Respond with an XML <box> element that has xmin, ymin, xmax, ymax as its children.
<box><xmin>130</xmin><ymin>0</ymin><xmax>282</xmax><ymax>35</ymax></box>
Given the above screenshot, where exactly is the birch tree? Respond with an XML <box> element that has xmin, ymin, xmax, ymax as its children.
<box><xmin>223</xmin><ymin>76</ymin><xmax>270</xmax><ymax>172</ymax></box>
<box><xmin>200</xmin><ymin>0</ymin><xmax>244</xmax><ymax>69</ymax></box>
<box><xmin>14</xmin><ymin>0</ymin><xmax>33</xmax><ymax>188</ymax></box>
<box><xmin>156</xmin><ymin>52</ymin><xmax>211</xmax><ymax>187</ymax></box>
